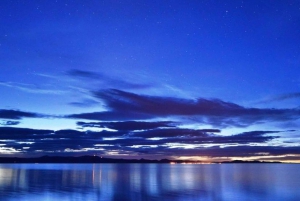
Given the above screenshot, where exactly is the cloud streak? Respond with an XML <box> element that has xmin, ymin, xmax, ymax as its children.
<box><xmin>256</xmin><ymin>92</ymin><xmax>300</xmax><ymax>104</ymax></box>
<box><xmin>0</xmin><ymin>81</ymin><xmax>64</xmax><ymax>94</ymax></box>
<box><xmin>0</xmin><ymin>109</ymin><xmax>42</xmax><ymax>120</ymax></box>
<box><xmin>77</xmin><ymin>121</ymin><xmax>177</xmax><ymax>131</ymax></box>
<box><xmin>66</xmin><ymin>69</ymin><xmax>152</xmax><ymax>90</ymax></box>
<box><xmin>68</xmin><ymin>89</ymin><xmax>300</xmax><ymax>127</ymax></box>
<box><xmin>69</xmin><ymin>99</ymin><xmax>100</xmax><ymax>108</ymax></box>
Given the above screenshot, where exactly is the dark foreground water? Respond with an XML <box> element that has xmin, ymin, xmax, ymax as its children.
<box><xmin>0</xmin><ymin>163</ymin><xmax>299</xmax><ymax>201</ymax></box>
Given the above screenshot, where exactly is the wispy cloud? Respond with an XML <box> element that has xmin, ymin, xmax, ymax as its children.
<box><xmin>0</xmin><ymin>81</ymin><xmax>65</xmax><ymax>94</ymax></box>
<box><xmin>256</xmin><ymin>92</ymin><xmax>300</xmax><ymax>104</ymax></box>
<box><xmin>66</xmin><ymin>69</ymin><xmax>153</xmax><ymax>90</ymax></box>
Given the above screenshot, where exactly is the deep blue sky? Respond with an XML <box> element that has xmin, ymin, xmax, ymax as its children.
<box><xmin>1</xmin><ymin>0</ymin><xmax>300</xmax><ymax>162</ymax></box>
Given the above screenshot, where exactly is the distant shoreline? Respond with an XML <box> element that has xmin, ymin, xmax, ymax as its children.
<box><xmin>0</xmin><ymin>155</ymin><xmax>285</xmax><ymax>164</ymax></box>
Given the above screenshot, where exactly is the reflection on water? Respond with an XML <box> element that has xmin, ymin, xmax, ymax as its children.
<box><xmin>0</xmin><ymin>163</ymin><xmax>299</xmax><ymax>201</ymax></box>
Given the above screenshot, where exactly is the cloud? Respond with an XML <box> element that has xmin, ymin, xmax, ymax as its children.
<box><xmin>0</xmin><ymin>126</ymin><xmax>282</xmax><ymax>157</ymax></box>
<box><xmin>0</xmin><ymin>120</ymin><xmax>20</xmax><ymax>126</ymax></box>
<box><xmin>66</xmin><ymin>69</ymin><xmax>152</xmax><ymax>90</ymax></box>
<box><xmin>102</xmin><ymin>129</ymin><xmax>279</xmax><ymax>147</ymax></box>
<box><xmin>66</xmin><ymin>69</ymin><xmax>101</xmax><ymax>79</ymax></box>
<box><xmin>77</xmin><ymin>121</ymin><xmax>177</xmax><ymax>131</ymax></box>
<box><xmin>0</xmin><ymin>127</ymin><xmax>108</xmax><ymax>153</ymax></box>
<box><xmin>0</xmin><ymin>81</ymin><xmax>64</xmax><ymax>94</ymax></box>
<box><xmin>131</xmin><ymin>145</ymin><xmax>300</xmax><ymax>158</ymax></box>
<box><xmin>69</xmin><ymin>111</ymin><xmax>153</xmax><ymax>121</ymax></box>
<box><xmin>256</xmin><ymin>92</ymin><xmax>300</xmax><ymax>104</ymax></box>
<box><xmin>0</xmin><ymin>109</ymin><xmax>42</xmax><ymax>120</ymax></box>
<box><xmin>0</xmin><ymin>127</ymin><xmax>53</xmax><ymax>138</ymax></box>
<box><xmin>273</xmin><ymin>92</ymin><xmax>300</xmax><ymax>101</ymax></box>
<box><xmin>67</xmin><ymin>89</ymin><xmax>300</xmax><ymax>127</ymax></box>
<box><xmin>131</xmin><ymin>128</ymin><xmax>219</xmax><ymax>138</ymax></box>
<box><xmin>69</xmin><ymin>99</ymin><xmax>100</xmax><ymax>108</ymax></box>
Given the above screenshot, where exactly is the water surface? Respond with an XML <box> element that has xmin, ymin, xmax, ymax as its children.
<box><xmin>0</xmin><ymin>163</ymin><xmax>299</xmax><ymax>201</ymax></box>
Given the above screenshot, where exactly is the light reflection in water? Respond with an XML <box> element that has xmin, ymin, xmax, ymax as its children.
<box><xmin>0</xmin><ymin>164</ymin><xmax>299</xmax><ymax>201</ymax></box>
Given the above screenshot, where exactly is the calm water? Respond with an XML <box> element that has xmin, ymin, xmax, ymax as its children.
<box><xmin>0</xmin><ymin>163</ymin><xmax>299</xmax><ymax>201</ymax></box>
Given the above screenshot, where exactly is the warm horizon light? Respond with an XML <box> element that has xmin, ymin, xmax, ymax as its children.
<box><xmin>1</xmin><ymin>1</ymin><xmax>300</xmax><ymax>162</ymax></box>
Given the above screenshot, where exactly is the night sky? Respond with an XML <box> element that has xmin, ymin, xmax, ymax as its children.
<box><xmin>1</xmin><ymin>0</ymin><xmax>300</xmax><ymax>162</ymax></box>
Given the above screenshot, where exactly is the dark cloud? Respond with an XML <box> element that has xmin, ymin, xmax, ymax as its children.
<box><xmin>233</xmin><ymin>130</ymin><xmax>280</xmax><ymax>137</ymax></box>
<box><xmin>0</xmin><ymin>127</ymin><xmax>53</xmax><ymax>139</ymax></box>
<box><xmin>77</xmin><ymin>121</ymin><xmax>177</xmax><ymax>131</ymax></box>
<box><xmin>0</xmin><ymin>126</ymin><xmax>281</xmax><ymax>157</ymax></box>
<box><xmin>67</xmin><ymin>89</ymin><xmax>300</xmax><ymax>127</ymax></box>
<box><xmin>0</xmin><ymin>120</ymin><xmax>20</xmax><ymax>125</ymax></box>
<box><xmin>0</xmin><ymin>127</ymin><xmax>118</xmax><ymax>153</ymax></box>
<box><xmin>0</xmin><ymin>109</ymin><xmax>42</xmax><ymax>120</ymax></box>
<box><xmin>104</xmin><ymin>129</ymin><xmax>279</xmax><ymax>146</ymax></box>
<box><xmin>70</xmin><ymin>111</ymin><xmax>153</xmax><ymax>121</ymax></box>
